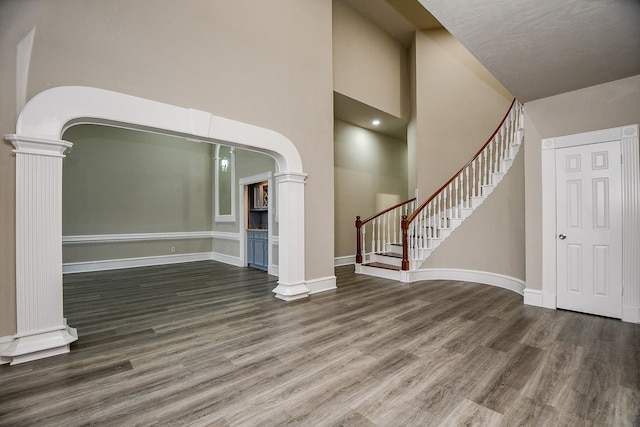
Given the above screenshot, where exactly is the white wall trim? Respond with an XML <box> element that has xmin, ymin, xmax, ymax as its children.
<box><xmin>62</xmin><ymin>231</ymin><xmax>220</xmax><ymax>244</ymax></box>
<box><xmin>63</xmin><ymin>253</ymin><xmax>213</xmax><ymax>274</ymax></box>
<box><xmin>524</xmin><ymin>290</ymin><xmax>557</xmax><ymax>310</ymax></box>
<box><xmin>406</xmin><ymin>268</ymin><xmax>525</xmax><ymax>295</ymax></box>
<box><xmin>210</xmin><ymin>252</ymin><xmax>243</xmax><ymax>267</ymax></box>
<box><xmin>335</xmin><ymin>255</ymin><xmax>356</xmax><ymax>266</ymax></box>
<box><xmin>523</xmin><ymin>289</ymin><xmax>543</xmax><ymax>307</ymax></box>
<box><xmin>212</xmin><ymin>231</ymin><xmax>241</xmax><ymax>241</ymax></box>
<box><xmin>238</xmin><ymin>171</ymin><xmax>274</xmax><ymax>271</ymax></box>
<box><xmin>355</xmin><ymin>266</ymin><xmax>525</xmax><ymax>295</ymax></box>
<box><xmin>622</xmin><ymin>305</ymin><xmax>640</xmax><ymax>324</ymax></box>
<box><xmin>239</xmin><ymin>171</ymin><xmax>273</xmax><ymax>186</ymax></box>
<box><xmin>0</xmin><ymin>335</ymin><xmax>14</xmax><ymax>365</ymax></box>
<box><xmin>306</xmin><ymin>276</ymin><xmax>337</xmax><ymax>294</ymax></box>
<box><xmin>541</xmin><ymin>124</ymin><xmax>640</xmax><ymax>323</ymax></box>
<box><xmin>268</xmin><ymin>264</ymin><xmax>279</xmax><ymax>277</ymax></box>
<box><xmin>214</xmin><ymin>145</ymin><xmax>236</xmax><ymax>222</ymax></box>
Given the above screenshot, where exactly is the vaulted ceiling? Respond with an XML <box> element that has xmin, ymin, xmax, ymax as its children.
<box><xmin>344</xmin><ymin>0</ymin><xmax>640</xmax><ymax>103</ymax></box>
<box><xmin>417</xmin><ymin>0</ymin><xmax>640</xmax><ymax>102</ymax></box>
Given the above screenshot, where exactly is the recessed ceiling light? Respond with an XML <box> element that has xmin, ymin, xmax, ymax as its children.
<box><xmin>372</xmin><ymin>119</ymin><xmax>380</xmax><ymax>126</ymax></box>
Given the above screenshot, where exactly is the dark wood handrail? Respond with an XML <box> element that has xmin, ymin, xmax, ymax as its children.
<box><xmin>355</xmin><ymin>197</ymin><xmax>416</xmax><ymax>264</ymax></box>
<box><xmin>405</xmin><ymin>99</ymin><xmax>516</xmax><ymax>225</ymax></box>
<box><xmin>360</xmin><ymin>197</ymin><xmax>417</xmax><ymax>226</ymax></box>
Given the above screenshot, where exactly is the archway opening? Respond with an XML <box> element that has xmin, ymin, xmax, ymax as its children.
<box><xmin>3</xmin><ymin>86</ymin><xmax>309</xmax><ymax>365</ymax></box>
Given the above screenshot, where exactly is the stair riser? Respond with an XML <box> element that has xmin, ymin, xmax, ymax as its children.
<box><xmin>387</xmin><ymin>244</ymin><xmax>403</xmax><ymax>255</ymax></box>
<box><xmin>355</xmin><ymin>264</ymin><xmax>402</xmax><ymax>281</ymax></box>
<box><xmin>371</xmin><ymin>254</ymin><xmax>402</xmax><ymax>267</ymax></box>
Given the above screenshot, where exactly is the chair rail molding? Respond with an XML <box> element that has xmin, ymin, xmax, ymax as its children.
<box><xmin>62</xmin><ymin>231</ymin><xmax>223</xmax><ymax>244</ymax></box>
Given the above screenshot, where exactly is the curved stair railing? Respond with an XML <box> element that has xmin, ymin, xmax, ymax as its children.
<box><xmin>400</xmin><ymin>99</ymin><xmax>523</xmax><ymax>270</ymax></box>
<box><xmin>354</xmin><ymin>100</ymin><xmax>523</xmax><ymax>273</ymax></box>
<box><xmin>355</xmin><ymin>198</ymin><xmax>417</xmax><ymax>264</ymax></box>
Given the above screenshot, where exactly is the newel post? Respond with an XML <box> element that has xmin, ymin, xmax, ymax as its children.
<box><xmin>401</xmin><ymin>215</ymin><xmax>409</xmax><ymax>270</ymax></box>
<box><xmin>355</xmin><ymin>216</ymin><xmax>363</xmax><ymax>264</ymax></box>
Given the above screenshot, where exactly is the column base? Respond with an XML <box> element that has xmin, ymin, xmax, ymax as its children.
<box><xmin>272</xmin><ymin>281</ymin><xmax>310</xmax><ymax>301</ymax></box>
<box><xmin>0</xmin><ymin>324</ymin><xmax>78</xmax><ymax>365</ymax></box>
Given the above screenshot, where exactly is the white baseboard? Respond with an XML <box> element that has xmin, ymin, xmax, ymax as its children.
<box><xmin>210</xmin><ymin>252</ymin><xmax>243</xmax><ymax>267</ymax></box>
<box><xmin>541</xmin><ymin>292</ymin><xmax>557</xmax><ymax>309</ymax></box>
<box><xmin>622</xmin><ymin>305</ymin><xmax>640</xmax><ymax>324</ymax></box>
<box><xmin>306</xmin><ymin>275</ymin><xmax>337</xmax><ymax>294</ymax></box>
<box><xmin>63</xmin><ymin>253</ymin><xmax>213</xmax><ymax>273</ymax></box>
<box><xmin>0</xmin><ymin>335</ymin><xmax>14</xmax><ymax>365</ymax></box>
<box><xmin>268</xmin><ymin>264</ymin><xmax>279</xmax><ymax>277</ymax></box>
<box><xmin>355</xmin><ymin>264</ymin><xmax>406</xmax><ymax>281</ymax></box>
<box><xmin>335</xmin><ymin>255</ymin><xmax>356</xmax><ymax>267</ymax></box>
<box><xmin>406</xmin><ymin>268</ymin><xmax>525</xmax><ymax>295</ymax></box>
<box><xmin>523</xmin><ymin>289</ymin><xmax>543</xmax><ymax>307</ymax></box>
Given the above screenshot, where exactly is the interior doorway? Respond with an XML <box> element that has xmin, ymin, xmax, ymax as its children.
<box><xmin>239</xmin><ymin>172</ymin><xmax>275</xmax><ymax>275</ymax></box>
<box><xmin>555</xmin><ymin>140</ymin><xmax>622</xmax><ymax>318</ymax></box>
<box><xmin>540</xmin><ymin>124</ymin><xmax>640</xmax><ymax>323</ymax></box>
<box><xmin>3</xmin><ymin>86</ymin><xmax>309</xmax><ymax>365</ymax></box>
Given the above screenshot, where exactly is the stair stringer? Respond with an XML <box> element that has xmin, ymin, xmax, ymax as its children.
<box><xmin>406</xmin><ymin>138</ymin><xmax>522</xmax><ymax>270</ymax></box>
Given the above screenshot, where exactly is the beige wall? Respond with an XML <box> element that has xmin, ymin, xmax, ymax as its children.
<box><xmin>411</xmin><ymin>29</ymin><xmax>513</xmax><ymax>197</ymax></box>
<box><xmin>524</xmin><ymin>74</ymin><xmax>640</xmax><ymax>290</ymax></box>
<box><xmin>421</xmin><ymin>149</ymin><xmax>526</xmax><ymax>280</ymax></box>
<box><xmin>0</xmin><ymin>0</ymin><xmax>334</xmax><ymax>336</ymax></box>
<box><xmin>334</xmin><ymin>119</ymin><xmax>408</xmax><ymax>257</ymax></box>
<box><xmin>411</xmin><ymin>29</ymin><xmax>521</xmax><ymax>279</ymax></box>
<box><xmin>0</xmin><ymin>0</ymin><xmax>35</xmax><ymax>336</ymax></box>
<box><xmin>332</xmin><ymin>0</ymin><xmax>409</xmax><ymax>120</ymax></box>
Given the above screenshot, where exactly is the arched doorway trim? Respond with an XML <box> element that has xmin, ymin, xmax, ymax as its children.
<box><xmin>2</xmin><ymin>86</ymin><xmax>308</xmax><ymax>365</ymax></box>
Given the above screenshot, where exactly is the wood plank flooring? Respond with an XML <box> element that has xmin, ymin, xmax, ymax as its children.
<box><xmin>0</xmin><ymin>261</ymin><xmax>638</xmax><ymax>426</ymax></box>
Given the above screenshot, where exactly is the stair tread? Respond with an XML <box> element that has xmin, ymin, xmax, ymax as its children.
<box><xmin>376</xmin><ymin>252</ymin><xmax>402</xmax><ymax>258</ymax></box>
<box><xmin>363</xmin><ymin>262</ymin><xmax>401</xmax><ymax>271</ymax></box>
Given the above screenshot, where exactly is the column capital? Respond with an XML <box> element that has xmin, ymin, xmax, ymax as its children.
<box><xmin>274</xmin><ymin>171</ymin><xmax>307</xmax><ymax>184</ymax></box>
<box><xmin>5</xmin><ymin>134</ymin><xmax>72</xmax><ymax>157</ymax></box>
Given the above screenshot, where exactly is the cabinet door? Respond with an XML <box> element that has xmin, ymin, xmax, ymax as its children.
<box><xmin>261</xmin><ymin>238</ymin><xmax>269</xmax><ymax>268</ymax></box>
<box><xmin>254</xmin><ymin>235</ymin><xmax>265</xmax><ymax>267</ymax></box>
<box><xmin>247</xmin><ymin>234</ymin><xmax>254</xmax><ymax>264</ymax></box>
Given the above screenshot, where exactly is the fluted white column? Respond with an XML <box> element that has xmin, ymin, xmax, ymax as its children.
<box><xmin>272</xmin><ymin>171</ymin><xmax>309</xmax><ymax>301</ymax></box>
<box><xmin>2</xmin><ymin>135</ymin><xmax>78</xmax><ymax>365</ymax></box>
<box><xmin>621</xmin><ymin>125</ymin><xmax>640</xmax><ymax>323</ymax></box>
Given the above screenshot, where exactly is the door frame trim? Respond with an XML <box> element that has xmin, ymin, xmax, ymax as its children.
<box><xmin>540</xmin><ymin>124</ymin><xmax>640</xmax><ymax>322</ymax></box>
<box><xmin>238</xmin><ymin>171</ymin><xmax>274</xmax><ymax>275</ymax></box>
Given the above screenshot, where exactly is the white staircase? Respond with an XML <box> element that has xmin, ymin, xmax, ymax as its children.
<box><xmin>355</xmin><ymin>100</ymin><xmax>524</xmax><ymax>282</ymax></box>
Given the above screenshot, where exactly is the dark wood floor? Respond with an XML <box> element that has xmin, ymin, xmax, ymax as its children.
<box><xmin>0</xmin><ymin>261</ymin><xmax>638</xmax><ymax>426</ymax></box>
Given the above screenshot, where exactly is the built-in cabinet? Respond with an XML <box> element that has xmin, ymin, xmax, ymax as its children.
<box><xmin>247</xmin><ymin>229</ymin><xmax>268</xmax><ymax>271</ymax></box>
<box><xmin>247</xmin><ymin>181</ymin><xmax>269</xmax><ymax>271</ymax></box>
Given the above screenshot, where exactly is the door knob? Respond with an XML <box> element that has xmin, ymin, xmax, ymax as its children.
<box><xmin>558</xmin><ymin>234</ymin><xmax>566</xmax><ymax>240</ymax></box>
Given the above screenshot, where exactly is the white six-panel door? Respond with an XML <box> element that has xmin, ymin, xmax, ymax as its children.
<box><xmin>556</xmin><ymin>140</ymin><xmax>622</xmax><ymax>318</ymax></box>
